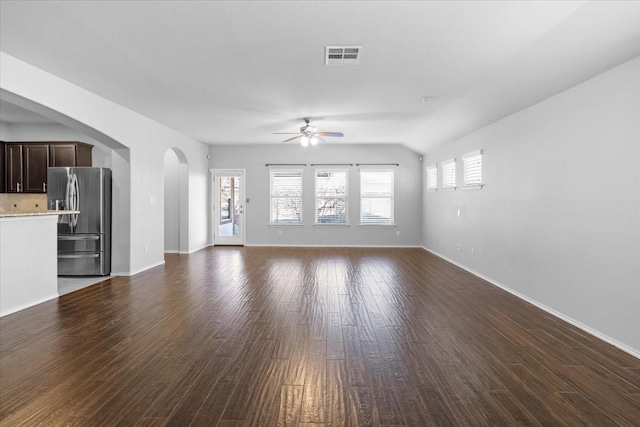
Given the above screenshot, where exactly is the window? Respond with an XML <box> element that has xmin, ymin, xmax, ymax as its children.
<box><xmin>315</xmin><ymin>169</ymin><xmax>348</xmax><ymax>224</ymax></box>
<box><xmin>426</xmin><ymin>165</ymin><xmax>437</xmax><ymax>192</ymax></box>
<box><xmin>360</xmin><ymin>169</ymin><xmax>394</xmax><ymax>225</ymax></box>
<box><xmin>441</xmin><ymin>158</ymin><xmax>456</xmax><ymax>190</ymax></box>
<box><xmin>270</xmin><ymin>169</ymin><xmax>303</xmax><ymax>224</ymax></box>
<box><xmin>462</xmin><ymin>150</ymin><xmax>483</xmax><ymax>189</ymax></box>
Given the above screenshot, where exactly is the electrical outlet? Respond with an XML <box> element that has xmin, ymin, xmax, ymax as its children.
<box><xmin>144</xmin><ymin>245</ymin><xmax>149</xmax><ymax>253</ymax></box>
<box><xmin>471</xmin><ymin>248</ymin><xmax>475</xmax><ymax>255</ymax></box>
<box><xmin>396</xmin><ymin>230</ymin><xmax>400</xmax><ymax>236</ymax></box>
<box><xmin>456</xmin><ymin>243</ymin><xmax>461</xmax><ymax>251</ymax></box>
<box><xmin>278</xmin><ymin>230</ymin><xmax>282</xmax><ymax>236</ymax></box>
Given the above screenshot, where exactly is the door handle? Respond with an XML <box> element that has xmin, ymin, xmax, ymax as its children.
<box><xmin>17</xmin><ymin>182</ymin><xmax>21</xmax><ymax>192</ymax></box>
<box><xmin>58</xmin><ymin>235</ymin><xmax>100</xmax><ymax>241</ymax></box>
<box><xmin>58</xmin><ymin>253</ymin><xmax>100</xmax><ymax>259</ymax></box>
<box><xmin>43</xmin><ymin>182</ymin><xmax>47</xmax><ymax>192</ymax></box>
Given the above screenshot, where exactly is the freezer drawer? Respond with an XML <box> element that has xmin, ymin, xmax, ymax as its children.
<box><xmin>58</xmin><ymin>252</ymin><xmax>107</xmax><ymax>276</ymax></box>
<box><xmin>58</xmin><ymin>234</ymin><xmax>103</xmax><ymax>252</ymax></box>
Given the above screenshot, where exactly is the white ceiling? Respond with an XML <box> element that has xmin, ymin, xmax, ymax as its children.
<box><xmin>1</xmin><ymin>1</ymin><xmax>639</xmax><ymax>154</ymax></box>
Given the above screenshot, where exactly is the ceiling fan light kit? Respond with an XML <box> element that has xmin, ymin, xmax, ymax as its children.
<box><xmin>274</xmin><ymin>118</ymin><xmax>343</xmax><ymax>148</ymax></box>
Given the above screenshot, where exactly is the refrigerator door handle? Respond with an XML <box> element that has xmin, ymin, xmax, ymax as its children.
<box><xmin>58</xmin><ymin>235</ymin><xmax>100</xmax><ymax>241</ymax></box>
<box><xmin>58</xmin><ymin>253</ymin><xmax>100</xmax><ymax>259</ymax></box>
<box><xmin>71</xmin><ymin>174</ymin><xmax>79</xmax><ymax>228</ymax></box>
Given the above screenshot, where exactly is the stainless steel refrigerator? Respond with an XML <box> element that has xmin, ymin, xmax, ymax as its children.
<box><xmin>47</xmin><ymin>167</ymin><xmax>112</xmax><ymax>276</ymax></box>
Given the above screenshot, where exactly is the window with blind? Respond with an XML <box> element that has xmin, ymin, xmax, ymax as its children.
<box><xmin>270</xmin><ymin>169</ymin><xmax>303</xmax><ymax>225</ymax></box>
<box><xmin>441</xmin><ymin>158</ymin><xmax>456</xmax><ymax>190</ymax></box>
<box><xmin>360</xmin><ymin>169</ymin><xmax>394</xmax><ymax>225</ymax></box>
<box><xmin>462</xmin><ymin>150</ymin><xmax>483</xmax><ymax>189</ymax></box>
<box><xmin>426</xmin><ymin>165</ymin><xmax>437</xmax><ymax>192</ymax></box>
<box><xmin>315</xmin><ymin>169</ymin><xmax>348</xmax><ymax>224</ymax></box>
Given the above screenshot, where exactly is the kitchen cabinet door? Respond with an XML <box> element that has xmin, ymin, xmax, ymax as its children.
<box><xmin>6</xmin><ymin>144</ymin><xmax>23</xmax><ymax>193</ymax></box>
<box><xmin>23</xmin><ymin>144</ymin><xmax>49</xmax><ymax>192</ymax></box>
<box><xmin>50</xmin><ymin>144</ymin><xmax>76</xmax><ymax>167</ymax></box>
<box><xmin>0</xmin><ymin>142</ymin><xmax>5</xmax><ymax>192</ymax></box>
<box><xmin>50</xmin><ymin>143</ymin><xmax>93</xmax><ymax>167</ymax></box>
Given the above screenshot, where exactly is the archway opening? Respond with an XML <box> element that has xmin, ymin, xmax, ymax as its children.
<box><xmin>164</xmin><ymin>147</ymin><xmax>189</xmax><ymax>254</ymax></box>
<box><xmin>0</xmin><ymin>92</ymin><xmax>132</xmax><ymax>274</ymax></box>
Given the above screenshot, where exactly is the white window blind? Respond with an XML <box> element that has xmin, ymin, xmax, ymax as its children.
<box><xmin>462</xmin><ymin>150</ymin><xmax>483</xmax><ymax>188</ymax></box>
<box><xmin>360</xmin><ymin>169</ymin><xmax>394</xmax><ymax>225</ymax></box>
<box><xmin>441</xmin><ymin>158</ymin><xmax>456</xmax><ymax>190</ymax></box>
<box><xmin>270</xmin><ymin>169</ymin><xmax>303</xmax><ymax>224</ymax></box>
<box><xmin>426</xmin><ymin>165</ymin><xmax>437</xmax><ymax>192</ymax></box>
<box><xmin>315</xmin><ymin>170</ymin><xmax>348</xmax><ymax>224</ymax></box>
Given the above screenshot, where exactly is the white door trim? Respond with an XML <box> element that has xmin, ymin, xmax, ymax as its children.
<box><xmin>211</xmin><ymin>169</ymin><xmax>246</xmax><ymax>246</ymax></box>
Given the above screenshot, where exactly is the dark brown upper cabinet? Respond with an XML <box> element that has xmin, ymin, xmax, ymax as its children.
<box><xmin>0</xmin><ymin>142</ymin><xmax>5</xmax><ymax>193</ymax></box>
<box><xmin>2</xmin><ymin>142</ymin><xmax>93</xmax><ymax>193</ymax></box>
<box><xmin>5</xmin><ymin>143</ymin><xmax>24</xmax><ymax>193</ymax></box>
<box><xmin>50</xmin><ymin>143</ymin><xmax>93</xmax><ymax>167</ymax></box>
<box><xmin>23</xmin><ymin>144</ymin><xmax>50</xmax><ymax>192</ymax></box>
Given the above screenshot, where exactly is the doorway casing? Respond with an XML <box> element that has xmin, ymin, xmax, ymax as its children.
<box><xmin>211</xmin><ymin>169</ymin><xmax>246</xmax><ymax>246</ymax></box>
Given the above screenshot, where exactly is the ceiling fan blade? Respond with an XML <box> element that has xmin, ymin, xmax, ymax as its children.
<box><xmin>316</xmin><ymin>132</ymin><xmax>344</xmax><ymax>137</ymax></box>
<box><xmin>283</xmin><ymin>135</ymin><xmax>302</xmax><ymax>142</ymax></box>
<box><xmin>273</xmin><ymin>132</ymin><xmax>299</xmax><ymax>135</ymax></box>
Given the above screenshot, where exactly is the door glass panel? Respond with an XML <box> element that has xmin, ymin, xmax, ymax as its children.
<box><xmin>218</xmin><ymin>176</ymin><xmax>240</xmax><ymax>237</ymax></box>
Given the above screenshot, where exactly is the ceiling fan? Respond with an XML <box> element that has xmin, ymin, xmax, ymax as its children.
<box><xmin>274</xmin><ymin>118</ymin><xmax>344</xmax><ymax>146</ymax></box>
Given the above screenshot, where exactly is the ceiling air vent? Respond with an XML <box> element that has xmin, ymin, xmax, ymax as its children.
<box><xmin>325</xmin><ymin>46</ymin><xmax>362</xmax><ymax>65</ymax></box>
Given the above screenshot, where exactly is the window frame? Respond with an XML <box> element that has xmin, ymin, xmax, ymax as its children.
<box><xmin>425</xmin><ymin>164</ymin><xmax>438</xmax><ymax>192</ymax></box>
<box><xmin>441</xmin><ymin>158</ymin><xmax>456</xmax><ymax>191</ymax></box>
<box><xmin>269</xmin><ymin>169</ymin><xmax>304</xmax><ymax>225</ymax></box>
<box><xmin>314</xmin><ymin>168</ymin><xmax>349</xmax><ymax>225</ymax></box>
<box><xmin>462</xmin><ymin>149</ymin><xmax>483</xmax><ymax>190</ymax></box>
<box><xmin>359</xmin><ymin>169</ymin><xmax>395</xmax><ymax>226</ymax></box>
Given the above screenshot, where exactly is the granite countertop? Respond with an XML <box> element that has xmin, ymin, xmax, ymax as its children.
<box><xmin>0</xmin><ymin>210</ymin><xmax>81</xmax><ymax>218</ymax></box>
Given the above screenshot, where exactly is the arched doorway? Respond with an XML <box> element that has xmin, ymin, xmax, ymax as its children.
<box><xmin>0</xmin><ymin>92</ymin><xmax>132</xmax><ymax>274</ymax></box>
<box><xmin>164</xmin><ymin>147</ymin><xmax>189</xmax><ymax>254</ymax></box>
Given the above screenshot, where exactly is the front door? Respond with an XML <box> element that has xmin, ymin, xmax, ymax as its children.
<box><xmin>213</xmin><ymin>170</ymin><xmax>245</xmax><ymax>245</ymax></box>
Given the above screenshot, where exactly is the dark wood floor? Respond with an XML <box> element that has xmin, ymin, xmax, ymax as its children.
<box><xmin>1</xmin><ymin>247</ymin><xmax>638</xmax><ymax>426</ymax></box>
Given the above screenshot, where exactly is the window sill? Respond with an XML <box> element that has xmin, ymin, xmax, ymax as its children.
<box><xmin>359</xmin><ymin>224</ymin><xmax>396</xmax><ymax>228</ymax></box>
<box><xmin>314</xmin><ymin>223</ymin><xmax>350</xmax><ymax>227</ymax></box>
<box><xmin>269</xmin><ymin>223</ymin><xmax>304</xmax><ymax>227</ymax></box>
<box><xmin>441</xmin><ymin>187</ymin><xmax>456</xmax><ymax>192</ymax></box>
<box><xmin>462</xmin><ymin>184</ymin><xmax>484</xmax><ymax>190</ymax></box>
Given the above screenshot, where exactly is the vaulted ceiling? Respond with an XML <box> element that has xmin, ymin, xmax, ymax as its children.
<box><xmin>1</xmin><ymin>1</ymin><xmax>639</xmax><ymax>154</ymax></box>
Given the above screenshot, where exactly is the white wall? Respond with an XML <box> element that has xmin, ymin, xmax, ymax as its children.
<box><xmin>422</xmin><ymin>56</ymin><xmax>640</xmax><ymax>355</ymax></box>
<box><xmin>0</xmin><ymin>122</ymin><xmax>10</xmax><ymax>139</ymax></box>
<box><xmin>210</xmin><ymin>143</ymin><xmax>423</xmax><ymax>247</ymax></box>
<box><xmin>163</xmin><ymin>149</ymin><xmax>180</xmax><ymax>252</ymax></box>
<box><xmin>0</xmin><ymin>216</ymin><xmax>58</xmax><ymax>316</ymax></box>
<box><xmin>1</xmin><ymin>52</ymin><xmax>210</xmax><ymax>275</ymax></box>
<box><xmin>0</xmin><ymin>122</ymin><xmax>112</xmax><ymax>166</ymax></box>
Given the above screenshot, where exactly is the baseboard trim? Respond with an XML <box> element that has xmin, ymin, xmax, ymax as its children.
<box><xmin>422</xmin><ymin>247</ymin><xmax>640</xmax><ymax>360</ymax></box>
<box><xmin>245</xmin><ymin>244</ymin><xmax>422</xmax><ymax>248</ymax></box>
<box><xmin>182</xmin><ymin>243</ymin><xmax>211</xmax><ymax>254</ymax></box>
<box><xmin>112</xmin><ymin>259</ymin><xmax>166</xmax><ymax>277</ymax></box>
<box><xmin>0</xmin><ymin>292</ymin><xmax>59</xmax><ymax>318</ymax></box>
